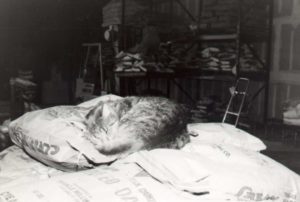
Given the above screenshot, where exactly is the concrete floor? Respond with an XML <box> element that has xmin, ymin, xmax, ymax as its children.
<box><xmin>252</xmin><ymin>121</ymin><xmax>300</xmax><ymax>174</ymax></box>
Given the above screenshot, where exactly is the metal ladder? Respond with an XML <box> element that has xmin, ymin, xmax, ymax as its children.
<box><xmin>222</xmin><ymin>78</ymin><xmax>250</xmax><ymax>126</ymax></box>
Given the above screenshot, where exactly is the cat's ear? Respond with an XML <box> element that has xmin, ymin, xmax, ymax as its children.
<box><xmin>102</xmin><ymin>103</ymin><xmax>119</xmax><ymax>125</ymax></box>
<box><xmin>85</xmin><ymin>102</ymin><xmax>104</xmax><ymax>124</ymax></box>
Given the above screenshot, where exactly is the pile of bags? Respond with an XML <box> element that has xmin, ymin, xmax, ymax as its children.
<box><xmin>1</xmin><ymin>122</ymin><xmax>300</xmax><ymax>202</ymax></box>
<box><xmin>115</xmin><ymin>42</ymin><xmax>264</xmax><ymax>74</ymax></box>
<box><xmin>199</xmin><ymin>46</ymin><xmax>236</xmax><ymax>72</ymax></box>
<box><xmin>239</xmin><ymin>44</ymin><xmax>264</xmax><ymax>72</ymax></box>
<box><xmin>114</xmin><ymin>51</ymin><xmax>172</xmax><ymax>73</ymax></box>
<box><xmin>191</xmin><ymin>96</ymin><xmax>224</xmax><ymax>123</ymax></box>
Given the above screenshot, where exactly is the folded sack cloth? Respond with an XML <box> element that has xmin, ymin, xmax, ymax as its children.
<box><xmin>187</xmin><ymin>122</ymin><xmax>266</xmax><ymax>152</ymax></box>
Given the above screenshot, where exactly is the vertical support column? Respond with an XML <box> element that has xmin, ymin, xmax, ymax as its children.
<box><xmin>169</xmin><ymin>0</ymin><xmax>173</xmax><ymax>29</ymax></box>
<box><xmin>236</xmin><ymin>0</ymin><xmax>242</xmax><ymax>78</ymax></box>
<box><xmin>98</xmin><ymin>44</ymin><xmax>104</xmax><ymax>92</ymax></box>
<box><xmin>121</xmin><ymin>0</ymin><xmax>126</xmax><ymax>51</ymax></box>
<box><xmin>264</xmin><ymin>0</ymin><xmax>274</xmax><ymax>122</ymax></box>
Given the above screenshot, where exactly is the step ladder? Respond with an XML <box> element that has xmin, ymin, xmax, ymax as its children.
<box><xmin>82</xmin><ymin>43</ymin><xmax>104</xmax><ymax>91</ymax></box>
<box><xmin>222</xmin><ymin>78</ymin><xmax>250</xmax><ymax>126</ymax></box>
<box><xmin>75</xmin><ymin>43</ymin><xmax>104</xmax><ymax>101</ymax></box>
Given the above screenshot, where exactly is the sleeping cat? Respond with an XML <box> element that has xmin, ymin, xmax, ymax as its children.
<box><xmin>84</xmin><ymin>96</ymin><xmax>191</xmax><ymax>157</ymax></box>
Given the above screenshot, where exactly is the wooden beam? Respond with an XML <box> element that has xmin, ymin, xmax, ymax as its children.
<box><xmin>174</xmin><ymin>0</ymin><xmax>197</xmax><ymax>22</ymax></box>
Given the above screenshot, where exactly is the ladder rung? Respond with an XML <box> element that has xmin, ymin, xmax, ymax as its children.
<box><xmin>225</xmin><ymin>111</ymin><xmax>240</xmax><ymax>116</ymax></box>
<box><xmin>234</xmin><ymin>91</ymin><xmax>247</xmax><ymax>95</ymax></box>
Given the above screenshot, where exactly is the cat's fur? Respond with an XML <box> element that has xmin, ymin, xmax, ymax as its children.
<box><xmin>84</xmin><ymin>96</ymin><xmax>191</xmax><ymax>157</ymax></box>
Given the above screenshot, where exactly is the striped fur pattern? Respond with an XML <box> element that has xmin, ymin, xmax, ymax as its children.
<box><xmin>84</xmin><ymin>96</ymin><xmax>191</xmax><ymax>157</ymax></box>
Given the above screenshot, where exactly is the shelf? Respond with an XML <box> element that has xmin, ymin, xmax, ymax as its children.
<box><xmin>240</xmin><ymin>32</ymin><xmax>269</xmax><ymax>43</ymax></box>
<box><xmin>198</xmin><ymin>33</ymin><xmax>268</xmax><ymax>43</ymax></box>
<box><xmin>239</xmin><ymin>70</ymin><xmax>268</xmax><ymax>81</ymax></box>
<box><xmin>198</xmin><ymin>34</ymin><xmax>238</xmax><ymax>41</ymax></box>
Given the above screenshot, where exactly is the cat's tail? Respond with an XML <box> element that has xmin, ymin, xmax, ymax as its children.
<box><xmin>152</xmin><ymin>130</ymin><xmax>191</xmax><ymax>150</ymax></box>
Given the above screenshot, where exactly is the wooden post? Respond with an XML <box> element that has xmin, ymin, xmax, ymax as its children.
<box><xmin>121</xmin><ymin>0</ymin><xmax>126</xmax><ymax>50</ymax></box>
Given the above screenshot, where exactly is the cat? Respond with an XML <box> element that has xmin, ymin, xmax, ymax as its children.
<box><xmin>84</xmin><ymin>96</ymin><xmax>191</xmax><ymax>157</ymax></box>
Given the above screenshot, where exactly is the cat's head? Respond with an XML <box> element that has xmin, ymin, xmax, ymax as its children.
<box><xmin>85</xmin><ymin>101</ymin><xmax>120</xmax><ymax>136</ymax></box>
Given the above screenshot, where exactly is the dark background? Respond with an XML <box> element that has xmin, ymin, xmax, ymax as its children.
<box><xmin>0</xmin><ymin>0</ymin><xmax>110</xmax><ymax>100</ymax></box>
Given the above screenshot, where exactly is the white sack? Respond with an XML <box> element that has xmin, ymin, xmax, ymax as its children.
<box><xmin>0</xmin><ymin>162</ymin><xmax>216</xmax><ymax>202</ymax></box>
<box><xmin>125</xmin><ymin>143</ymin><xmax>300</xmax><ymax>202</ymax></box>
<box><xmin>284</xmin><ymin>118</ymin><xmax>300</xmax><ymax>126</ymax></box>
<box><xmin>0</xmin><ymin>146</ymin><xmax>62</xmax><ymax>189</ymax></box>
<box><xmin>187</xmin><ymin>122</ymin><xmax>266</xmax><ymax>151</ymax></box>
<box><xmin>1</xmin><ymin>143</ymin><xmax>299</xmax><ymax>202</ymax></box>
<box><xmin>284</xmin><ymin>108</ymin><xmax>300</xmax><ymax>119</ymax></box>
<box><xmin>8</xmin><ymin>95</ymin><xmax>123</xmax><ymax>171</ymax></box>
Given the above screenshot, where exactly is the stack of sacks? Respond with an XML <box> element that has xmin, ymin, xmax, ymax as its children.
<box><xmin>114</xmin><ymin>43</ymin><xmax>264</xmax><ymax>73</ymax></box>
<box><xmin>283</xmin><ymin>100</ymin><xmax>300</xmax><ymax>126</ymax></box>
<box><xmin>114</xmin><ymin>51</ymin><xmax>173</xmax><ymax>73</ymax></box>
<box><xmin>10</xmin><ymin>77</ymin><xmax>39</xmax><ymax>118</ymax></box>
<box><xmin>116</xmin><ymin>39</ymin><xmax>202</xmax><ymax>71</ymax></box>
<box><xmin>239</xmin><ymin>44</ymin><xmax>264</xmax><ymax>72</ymax></box>
<box><xmin>191</xmin><ymin>96</ymin><xmax>223</xmax><ymax>123</ymax></box>
<box><xmin>158</xmin><ymin>41</ymin><xmax>201</xmax><ymax>69</ymax></box>
<box><xmin>115</xmin><ymin>52</ymin><xmax>145</xmax><ymax>72</ymax></box>
<box><xmin>199</xmin><ymin>46</ymin><xmax>236</xmax><ymax>72</ymax></box>
<box><xmin>122</xmin><ymin>123</ymin><xmax>300</xmax><ymax>201</ymax></box>
<box><xmin>1</xmin><ymin>122</ymin><xmax>300</xmax><ymax>202</ymax></box>
<box><xmin>115</xmin><ymin>40</ymin><xmax>201</xmax><ymax>71</ymax></box>
<box><xmin>11</xmin><ymin>77</ymin><xmax>37</xmax><ymax>102</ymax></box>
<box><xmin>159</xmin><ymin>42</ymin><xmax>265</xmax><ymax>73</ymax></box>
<box><xmin>199</xmin><ymin>44</ymin><xmax>264</xmax><ymax>73</ymax></box>
<box><xmin>159</xmin><ymin>42</ymin><xmax>188</xmax><ymax>69</ymax></box>
<box><xmin>191</xmin><ymin>99</ymin><xmax>211</xmax><ymax>123</ymax></box>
